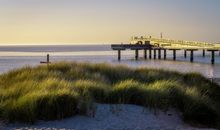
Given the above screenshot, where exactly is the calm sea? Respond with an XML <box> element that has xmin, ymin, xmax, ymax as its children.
<box><xmin>0</xmin><ymin>44</ymin><xmax>220</xmax><ymax>78</ymax></box>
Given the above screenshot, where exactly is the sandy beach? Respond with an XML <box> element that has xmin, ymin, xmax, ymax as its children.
<box><xmin>2</xmin><ymin>104</ymin><xmax>214</xmax><ymax>130</ymax></box>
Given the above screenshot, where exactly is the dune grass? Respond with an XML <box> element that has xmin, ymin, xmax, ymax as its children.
<box><xmin>0</xmin><ymin>62</ymin><xmax>220</xmax><ymax>128</ymax></box>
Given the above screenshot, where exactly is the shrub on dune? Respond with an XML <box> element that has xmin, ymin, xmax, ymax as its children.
<box><xmin>109</xmin><ymin>80</ymin><xmax>147</xmax><ymax>105</ymax></box>
<box><xmin>35</xmin><ymin>91</ymin><xmax>79</xmax><ymax>121</ymax></box>
<box><xmin>1</xmin><ymin>91</ymin><xmax>79</xmax><ymax>123</ymax></box>
<box><xmin>71</xmin><ymin>80</ymin><xmax>110</xmax><ymax>103</ymax></box>
<box><xmin>182</xmin><ymin>88</ymin><xmax>218</xmax><ymax>126</ymax></box>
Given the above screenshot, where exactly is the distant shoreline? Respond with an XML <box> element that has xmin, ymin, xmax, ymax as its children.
<box><xmin>0</xmin><ymin>43</ymin><xmax>113</xmax><ymax>46</ymax></box>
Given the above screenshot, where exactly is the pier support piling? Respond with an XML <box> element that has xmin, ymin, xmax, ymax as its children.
<box><xmin>203</xmin><ymin>49</ymin><xmax>206</xmax><ymax>57</ymax></box>
<box><xmin>164</xmin><ymin>49</ymin><xmax>167</xmax><ymax>60</ymax></box>
<box><xmin>135</xmin><ymin>49</ymin><xmax>139</xmax><ymax>60</ymax></box>
<box><xmin>118</xmin><ymin>50</ymin><xmax>121</xmax><ymax>61</ymax></box>
<box><xmin>154</xmin><ymin>49</ymin><xmax>157</xmax><ymax>59</ymax></box>
<box><xmin>184</xmin><ymin>50</ymin><xmax>187</xmax><ymax>58</ymax></box>
<box><xmin>211</xmin><ymin>51</ymin><xmax>215</xmax><ymax>65</ymax></box>
<box><xmin>190</xmin><ymin>51</ymin><xmax>194</xmax><ymax>62</ymax></box>
<box><xmin>149</xmin><ymin>49</ymin><xmax>152</xmax><ymax>59</ymax></box>
<box><xmin>158</xmin><ymin>49</ymin><xmax>161</xmax><ymax>59</ymax></box>
<box><xmin>144</xmin><ymin>49</ymin><xmax>147</xmax><ymax>59</ymax></box>
<box><xmin>173</xmin><ymin>50</ymin><xmax>176</xmax><ymax>60</ymax></box>
<box><xmin>186</xmin><ymin>49</ymin><xmax>198</xmax><ymax>63</ymax></box>
<box><xmin>211</xmin><ymin>51</ymin><xmax>215</xmax><ymax>64</ymax></box>
<box><xmin>168</xmin><ymin>49</ymin><xmax>181</xmax><ymax>61</ymax></box>
<box><xmin>207</xmin><ymin>50</ymin><xmax>218</xmax><ymax>64</ymax></box>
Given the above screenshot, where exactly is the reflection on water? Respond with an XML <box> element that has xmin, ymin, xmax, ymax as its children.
<box><xmin>0</xmin><ymin>45</ymin><xmax>220</xmax><ymax>78</ymax></box>
<box><xmin>117</xmin><ymin>59</ymin><xmax>217</xmax><ymax>78</ymax></box>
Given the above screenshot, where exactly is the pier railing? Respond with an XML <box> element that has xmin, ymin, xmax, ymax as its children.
<box><xmin>130</xmin><ymin>37</ymin><xmax>219</xmax><ymax>49</ymax></box>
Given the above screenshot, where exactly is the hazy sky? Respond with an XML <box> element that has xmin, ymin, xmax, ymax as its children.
<box><xmin>0</xmin><ymin>0</ymin><xmax>220</xmax><ymax>44</ymax></box>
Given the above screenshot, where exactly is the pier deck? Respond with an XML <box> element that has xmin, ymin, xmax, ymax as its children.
<box><xmin>111</xmin><ymin>37</ymin><xmax>220</xmax><ymax>64</ymax></box>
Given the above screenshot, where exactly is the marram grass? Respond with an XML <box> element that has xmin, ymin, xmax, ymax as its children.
<box><xmin>0</xmin><ymin>62</ymin><xmax>220</xmax><ymax>128</ymax></box>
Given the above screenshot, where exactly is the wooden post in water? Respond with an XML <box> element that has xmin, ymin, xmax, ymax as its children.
<box><xmin>149</xmin><ymin>49</ymin><xmax>152</xmax><ymax>59</ymax></box>
<box><xmin>47</xmin><ymin>54</ymin><xmax>50</xmax><ymax>63</ymax></box>
<box><xmin>40</xmin><ymin>54</ymin><xmax>51</xmax><ymax>64</ymax></box>
<box><xmin>135</xmin><ymin>49</ymin><xmax>139</xmax><ymax>60</ymax></box>
<box><xmin>158</xmin><ymin>49</ymin><xmax>161</xmax><ymax>59</ymax></box>
<box><xmin>154</xmin><ymin>49</ymin><xmax>157</xmax><ymax>59</ymax></box>
<box><xmin>164</xmin><ymin>49</ymin><xmax>167</xmax><ymax>60</ymax></box>
<box><xmin>118</xmin><ymin>50</ymin><xmax>121</xmax><ymax>61</ymax></box>
<box><xmin>203</xmin><ymin>49</ymin><xmax>206</xmax><ymax>57</ymax></box>
<box><xmin>184</xmin><ymin>50</ymin><xmax>187</xmax><ymax>58</ymax></box>
<box><xmin>144</xmin><ymin>49</ymin><xmax>147</xmax><ymax>59</ymax></box>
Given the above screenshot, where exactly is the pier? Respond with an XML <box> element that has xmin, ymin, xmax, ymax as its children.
<box><xmin>111</xmin><ymin>36</ymin><xmax>220</xmax><ymax>64</ymax></box>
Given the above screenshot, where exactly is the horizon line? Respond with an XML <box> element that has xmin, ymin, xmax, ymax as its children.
<box><xmin>0</xmin><ymin>42</ymin><xmax>118</xmax><ymax>46</ymax></box>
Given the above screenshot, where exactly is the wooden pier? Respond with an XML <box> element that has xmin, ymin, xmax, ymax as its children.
<box><xmin>111</xmin><ymin>37</ymin><xmax>220</xmax><ymax>64</ymax></box>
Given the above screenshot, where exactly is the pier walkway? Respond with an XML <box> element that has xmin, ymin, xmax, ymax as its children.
<box><xmin>111</xmin><ymin>36</ymin><xmax>220</xmax><ymax>64</ymax></box>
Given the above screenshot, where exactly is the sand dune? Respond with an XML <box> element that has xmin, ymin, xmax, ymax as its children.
<box><xmin>3</xmin><ymin>104</ymin><xmax>214</xmax><ymax>130</ymax></box>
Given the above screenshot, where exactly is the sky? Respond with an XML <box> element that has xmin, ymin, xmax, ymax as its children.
<box><xmin>0</xmin><ymin>0</ymin><xmax>220</xmax><ymax>44</ymax></box>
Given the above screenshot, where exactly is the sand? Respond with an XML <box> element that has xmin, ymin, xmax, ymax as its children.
<box><xmin>2</xmin><ymin>104</ymin><xmax>215</xmax><ymax>130</ymax></box>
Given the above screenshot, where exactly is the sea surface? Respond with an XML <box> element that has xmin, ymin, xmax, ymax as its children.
<box><xmin>0</xmin><ymin>44</ymin><xmax>220</xmax><ymax>78</ymax></box>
